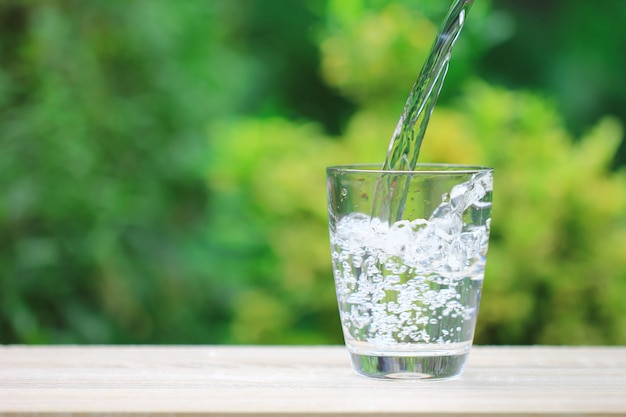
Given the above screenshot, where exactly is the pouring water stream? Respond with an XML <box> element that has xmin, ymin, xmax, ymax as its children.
<box><xmin>371</xmin><ymin>0</ymin><xmax>475</xmax><ymax>223</ymax></box>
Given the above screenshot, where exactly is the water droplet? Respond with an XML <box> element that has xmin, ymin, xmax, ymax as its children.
<box><xmin>341</xmin><ymin>188</ymin><xmax>348</xmax><ymax>197</ymax></box>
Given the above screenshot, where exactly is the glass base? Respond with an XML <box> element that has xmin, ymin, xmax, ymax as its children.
<box><xmin>349</xmin><ymin>352</ymin><xmax>468</xmax><ymax>380</ymax></box>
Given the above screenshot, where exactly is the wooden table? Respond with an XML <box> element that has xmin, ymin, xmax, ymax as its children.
<box><xmin>1</xmin><ymin>345</ymin><xmax>625</xmax><ymax>416</ymax></box>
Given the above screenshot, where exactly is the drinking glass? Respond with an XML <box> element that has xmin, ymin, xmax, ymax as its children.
<box><xmin>327</xmin><ymin>164</ymin><xmax>493</xmax><ymax>379</ymax></box>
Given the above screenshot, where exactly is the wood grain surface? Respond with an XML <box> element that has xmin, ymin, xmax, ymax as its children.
<box><xmin>1</xmin><ymin>345</ymin><xmax>625</xmax><ymax>416</ymax></box>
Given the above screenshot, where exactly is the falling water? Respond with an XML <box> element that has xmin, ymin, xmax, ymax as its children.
<box><xmin>371</xmin><ymin>0</ymin><xmax>475</xmax><ymax>222</ymax></box>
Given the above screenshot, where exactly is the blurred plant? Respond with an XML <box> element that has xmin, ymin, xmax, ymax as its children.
<box><xmin>207</xmin><ymin>1</ymin><xmax>626</xmax><ymax>345</ymax></box>
<box><xmin>206</xmin><ymin>119</ymin><xmax>346</xmax><ymax>343</ymax></box>
<box><xmin>0</xmin><ymin>0</ymin><xmax>250</xmax><ymax>343</ymax></box>
<box><xmin>3</xmin><ymin>0</ymin><xmax>625</xmax><ymax>346</ymax></box>
<box><xmin>432</xmin><ymin>84</ymin><xmax>626</xmax><ymax>344</ymax></box>
<box><xmin>485</xmin><ymin>0</ymin><xmax>626</xmax><ymax>164</ymax></box>
<box><xmin>317</xmin><ymin>0</ymin><xmax>626</xmax><ymax>344</ymax></box>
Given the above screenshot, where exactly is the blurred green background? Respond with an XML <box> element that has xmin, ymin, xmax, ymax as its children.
<box><xmin>1</xmin><ymin>0</ymin><xmax>625</xmax><ymax>345</ymax></box>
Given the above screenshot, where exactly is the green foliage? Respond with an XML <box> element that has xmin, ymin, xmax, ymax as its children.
<box><xmin>487</xmin><ymin>0</ymin><xmax>626</xmax><ymax>151</ymax></box>
<box><xmin>319</xmin><ymin>0</ymin><xmax>494</xmax><ymax>106</ymax></box>
<box><xmin>2</xmin><ymin>0</ymin><xmax>626</xmax><ymax>346</ymax></box>
<box><xmin>207</xmin><ymin>119</ymin><xmax>344</xmax><ymax>343</ymax></box>
<box><xmin>444</xmin><ymin>84</ymin><xmax>626</xmax><ymax>344</ymax></box>
<box><xmin>207</xmin><ymin>2</ymin><xmax>626</xmax><ymax>345</ymax></box>
<box><xmin>0</xmin><ymin>0</ymin><xmax>241</xmax><ymax>343</ymax></box>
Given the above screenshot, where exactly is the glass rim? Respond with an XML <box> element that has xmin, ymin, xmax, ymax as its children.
<box><xmin>326</xmin><ymin>163</ymin><xmax>493</xmax><ymax>174</ymax></box>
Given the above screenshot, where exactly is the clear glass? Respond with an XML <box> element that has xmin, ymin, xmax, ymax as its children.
<box><xmin>327</xmin><ymin>164</ymin><xmax>493</xmax><ymax>379</ymax></box>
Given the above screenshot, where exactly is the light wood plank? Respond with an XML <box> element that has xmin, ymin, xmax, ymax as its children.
<box><xmin>0</xmin><ymin>345</ymin><xmax>625</xmax><ymax>416</ymax></box>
